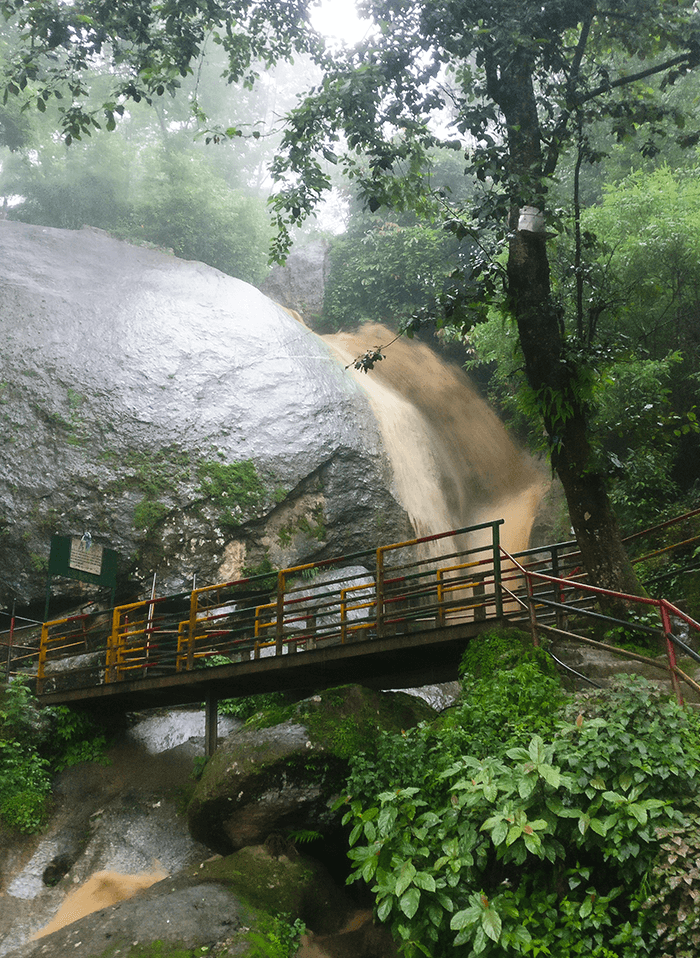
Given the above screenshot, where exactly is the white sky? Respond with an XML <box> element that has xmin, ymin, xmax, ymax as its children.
<box><xmin>310</xmin><ymin>0</ymin><xmax>373</xmax><ymax>45</ymax></box>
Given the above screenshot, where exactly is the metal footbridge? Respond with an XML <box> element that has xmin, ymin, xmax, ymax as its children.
<box><xmin>4</xmin><ymin>513</ymin><xmax>700</xmax><ymax>753</ymax></box>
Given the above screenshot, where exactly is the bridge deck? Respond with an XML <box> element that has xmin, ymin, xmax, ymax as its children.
<box><xmin>36</xmin><ymin>619</ymin><xmax>498</xmax><ymax>711</ymax></box>
<box><xmin>10</xmin><ymin>522</ymin><xmax>590</xmax><ymax>716</ymax></box>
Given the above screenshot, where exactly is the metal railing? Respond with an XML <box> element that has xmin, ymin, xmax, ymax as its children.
<box><xmin>501</xmin><ymin>547</ymin><xmax>700</xmax><ymax>705</ymax></box>
<box><xmin>15</xmin><ymin>508</ymin><xmax>699</xmax><ymax>699</ymax></box>
<box><xmin>31</xmin><ymin>521</ymin><xmax>507</xmax><ymax>695</ymax></box>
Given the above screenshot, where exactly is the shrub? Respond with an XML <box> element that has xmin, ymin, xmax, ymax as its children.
<box><xmin>340</xmin><ymin>676</ymin><xmax>700</xmax><ymax>957</ymax></box>
<box><xmin>0</xmin><ymin>680</ymin><xmax>110</xmax><ymax>833</ymax></box>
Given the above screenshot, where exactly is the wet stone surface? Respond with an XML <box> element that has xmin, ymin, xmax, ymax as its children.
<box><xmin>0</xmin><ymin>220</ymin><xmax>410</xmax><ymax>606</ymax></box>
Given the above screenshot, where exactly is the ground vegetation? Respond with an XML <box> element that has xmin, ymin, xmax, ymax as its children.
<box><xmin>340</xmin><ymin>628</ymin><xmax>700</xmax><ymax>957</ymax></box>
<box><xmin>0</xmin><ymin>677</ymin><xmax>109</xmax><ymax>833</ymax></box>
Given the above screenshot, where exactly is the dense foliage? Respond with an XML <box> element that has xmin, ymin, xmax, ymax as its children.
<box><xmin>0</xmin><ymin>678</ymin><xmax>109</xmax><ymax>833</ymax></box>
<box><xmin>340</xmin><ymin>631</ymin><xmax>700</xmax><ymax>957</ymax></box>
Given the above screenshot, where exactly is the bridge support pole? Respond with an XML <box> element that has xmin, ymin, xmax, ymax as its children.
<box><xmin>205</xmin><ymin>691</ymin><xmax>218</xmax><ymax>757</ymax></box>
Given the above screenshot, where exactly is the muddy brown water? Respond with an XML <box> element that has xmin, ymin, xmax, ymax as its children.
<box><xmin>31</xmin><ymin>870</ymin><xmax>168</xmax><ymax>939</ymax></box>
<box><xmin>323</xmin><ymin>325</ymin><xmax>547</xmax><ymax>553</ymax></box>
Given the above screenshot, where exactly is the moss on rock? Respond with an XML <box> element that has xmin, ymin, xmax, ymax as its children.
<box><xmin>198</xmin><ymin>844</ymin><xmax>352</xmax><ymax>934</ymax></box>
<box><xmin>187</xmin><ymin>685</ymin><xmax>434</xmax><ymax>854</ymax></box>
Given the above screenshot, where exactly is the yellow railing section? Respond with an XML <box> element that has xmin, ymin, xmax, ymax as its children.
<box><xmin>15</xmin><ymin>508</ymin><xmax>698</xmax><ymax>699</ymax></box>
<box><xmin>33</xmin><ymin>521</ymin><xmax>516</xmax><ymax>694</ymax></box>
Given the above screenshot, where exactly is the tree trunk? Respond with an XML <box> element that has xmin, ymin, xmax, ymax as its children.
<box><xmin>497</xmin><ymin>53</ymin><xmax>642</xmax><ymax>601</ymax></box>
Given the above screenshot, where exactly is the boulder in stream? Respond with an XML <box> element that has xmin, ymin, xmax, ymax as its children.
<box><xmin>187</xmin><ymin>685</ymin><xmax>435</xmax><ymax>853</ymax></box>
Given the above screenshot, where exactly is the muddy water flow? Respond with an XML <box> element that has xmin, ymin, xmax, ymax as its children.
<box><xmin>323</xmin><ymin>324</ymin><xmax>547</xmax><ymax>553</ymax></box>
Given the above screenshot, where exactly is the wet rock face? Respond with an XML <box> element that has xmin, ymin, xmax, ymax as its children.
<box><xmin>261</xmin><ymin>238</ymin><xmax>330</xmax><ymax>324</ymax></box>
<box><xmin>0</xmin><ymin>221</ymin><xmax>410</xmax><ymax>606</ymax></box>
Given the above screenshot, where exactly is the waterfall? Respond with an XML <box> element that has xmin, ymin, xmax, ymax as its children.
<box><xmin>323</xmin><ymin>324</ymin><xmax>547</xmax><ymax>555</ymax></box>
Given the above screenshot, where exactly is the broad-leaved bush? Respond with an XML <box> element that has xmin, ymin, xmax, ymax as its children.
<box><xmin>341</xmin><ymin>664</ymin><xmax>700</xmax><ymax>957</ymax></box>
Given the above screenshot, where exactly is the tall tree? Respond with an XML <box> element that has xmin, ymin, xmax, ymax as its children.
<box><xmin>269</xmin><ymin>0</ymin><xmax>700</xmax><ymax>595</ymax></box>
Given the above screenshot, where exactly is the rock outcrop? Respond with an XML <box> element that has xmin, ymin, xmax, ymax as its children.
<box><xmin>188</xmin><ymin>685</ymin><xmax>435</xmax><ymax>853</ymax></box>
<box><xmin>0</xmin><ymin>222</ymin><xmax>410</xmax><ymax>607</ymax></box>
<box><xmin>261</xmin><ymin>238</ymin><xmax>331</xmax><ymax>325</ymax></box>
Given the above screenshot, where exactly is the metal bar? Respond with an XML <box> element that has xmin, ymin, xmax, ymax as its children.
<box><xmin>632</xmin><ymin>534</ymin><xmax>700</xmax><ymax>565</ymax></box>
<box><xmin>205</xmin><ymin>691</ymin><xmax>218</xmax><ymax>756</ymax></box>
<box><xmin>492</xmin><ymin>522</ymin><xmax>503</xmax><ymax>619</ymax></box>
<box><xmin>37</xmin><ymin>623</ymin><xmax>49</xmax><ymax>694</ymax></box>
<box><xmin>276</xmin><ymin>571</ymin><xmax>286</xmax><ymax>655</ymax></box>
<box><xmin>622</xmin><ymin>506</ymin><xmax>700</xmax><ymax>546</ymax></box>
<box><xmin>376</xmin><ymin>547</ymin><xmax>385</xmax><ymax>638</ymax></box>
<box><xmin>5</xmin><ymin>599</ymin><xmax>15</xmax><ymax>680</ymax></box>
<box><xmin>525</xmin><ymin>574</ymin><xmax>540</xmax><ymax>647</ymax></box>
<box><xmin>660</xmin><ymin>604</ymin><xmax>683</xmax><ymax>706</ymax></box>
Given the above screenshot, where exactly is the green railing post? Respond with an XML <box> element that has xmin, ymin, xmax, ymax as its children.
<box><xmin>492</xmin><ymin>521</ymin><xmax>503</xmax><ymax>619</ymax></box>
<box><xmin>376</xmin><ymin>548</ymin><xmax>385</xmax><ymax>638</ymax></box>
<box><xmin>551</xmin><ymin>545</ymin><xmax>567</xmax><ymax>630</ymax></box>
<box><xmin>276</xmin><ymin>571</ymin><xmax>286</xmax><ymax>655</ymax></box>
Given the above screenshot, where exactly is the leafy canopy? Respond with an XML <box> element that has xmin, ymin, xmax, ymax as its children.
<box><xmin>0</xmin><ymin>0</ymin><xmax>322</xmax><ymax>144</ymax></box>
<box><xmin>270</xmin><ymin>0</ymin><xmax>700</xmax><ymax>269</ymax></box>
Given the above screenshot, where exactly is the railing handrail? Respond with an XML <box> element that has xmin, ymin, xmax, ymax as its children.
<box><xmin>25</xmin><ymin>513</ymin><xmax>700</xmax><ymax>701</ymax></box>
<box><xmin>500</xmin><ymin>546</ymin><xmax>700</xmax><ymax>705</ymax></box>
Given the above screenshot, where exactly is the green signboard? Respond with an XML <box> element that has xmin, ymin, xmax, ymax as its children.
<box><xmin>45</xmin><ymin>535</ymin><xmax>119</xmax><ymax>619</ymax></box>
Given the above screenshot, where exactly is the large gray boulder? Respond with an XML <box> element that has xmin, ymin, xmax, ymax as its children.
<box><xmin>0</xmin><ymin>221</ymin><xmax>410</xmax><ymax>606</ymax></box>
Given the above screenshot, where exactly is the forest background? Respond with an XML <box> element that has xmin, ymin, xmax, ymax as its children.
<box><xmin>1</xmin><ymin>0</ymin><xmax>698</xmax><ymax>549</ymax></box>
<box><xmin>2</xmin><ymin>4</ymin><xmax>700</xmax><ymax>956</ymax></box>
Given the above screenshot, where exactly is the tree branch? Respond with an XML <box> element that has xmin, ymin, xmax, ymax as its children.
<box><xmin>581</xmin><ymin>51</ymin><xmax>696</xmax><ymax>103</ymax></box>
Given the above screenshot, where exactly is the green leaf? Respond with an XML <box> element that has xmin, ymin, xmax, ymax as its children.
<box><xmin>414</xmin><ymin>872</ymin><xmax>436</xmax><ymax>892</ymax></box>
<box><xmin>579</xmin><ymin>894</ymin><xmax>594</xmax><ymax>918</ymax></box>
<box><xmin>518</xmin><ymin>775</ymin><xmax>537</xmax><ymax>799</ymax></box>
<box><xmin>395</xmin><ymin>861</ymin><xmax>416</xmax><ymax>898</ymax></box>
<box><xmin>361</xmin><ymin>855</ymin><xmax>378</xmax><ymax>883</ymax></box>
<box><xmin>523</xmin><ymin>831</ymin><xmax>543</xmax><ymax>855</ymax></box>
<box><xmin>529</xmin><ymin>736</ymin><xmax>546</xmax><ymax>765</ymax></box>
<box><xmin>619</xmin><ymin>770</ymin><xmax>633</xmax><ymax>791</ymax></box>
<box><xmin>377</xmin><ymin>896</ymin><xmax>392</xmax><ymax>922</ymax></box>
<box><xmin>506</xmin><ymin>825</ymin><xmax>523</xmax><ymax>846</ymax></box>
<box><xmin>482</xmin><ymin>906</ymin><xmax>502</xmax><ymax>942</ymax></box>
<box><xmin>400</xmin><ymin>887</ymin><xmax>421</xmax><ymax>919</ymax></box>
<box><xmin>491</xmin><ymin>819</ymin><xmax>508</xmax><ymax>846</ymax></box>
<box><xmin>629</xmin><ymin>803</ymin><xmax>648</xmax><ymax>825</ymax></box>
<box><xmin>539</xmin><ymin>765</ymin><xmax>561</xmax><ymax>788</ymax></box>
<box><xmin>451</xmin><ymin>905</ymin><xmax>480</xmax><ymax>931</ymax></box>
